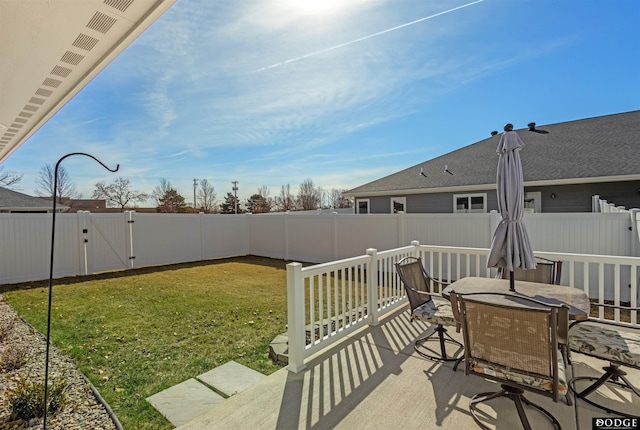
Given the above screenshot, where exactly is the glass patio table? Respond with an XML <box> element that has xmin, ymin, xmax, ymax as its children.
<box><xmin>442</xmin><ymin>276</ymin><xmax>591</xmax><ymax>321</ymax></box>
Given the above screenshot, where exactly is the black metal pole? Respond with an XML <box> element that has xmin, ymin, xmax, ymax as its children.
<box><xmin>43</xmin><ymin>153</ymin><xmax>118</xmax><ymax>430</ymax></box>
<box><xmin>509</xmin><ymin>270</ymin><xmax>515</xmax><ymax>292</ymax></box>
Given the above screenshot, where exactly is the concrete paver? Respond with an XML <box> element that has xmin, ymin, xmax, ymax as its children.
<box><xmin>146</xmin><ymin>360</ymin><xmax>267</xmax><ymax>426</ymax></box>
<box><xmin>197</xmin><ymin>360</ymin><xmax>266</xmax><ymax>398</ymax></box>
<box><xmin>146</xmin><ymin>378</ymin><xmax>225</xmax><ymax>427</ymax></box>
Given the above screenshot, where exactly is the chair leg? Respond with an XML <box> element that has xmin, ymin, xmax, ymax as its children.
<box><xmin>469</xmin><ymin>384</ymin><xmax>561</xmax><ymax>430</ymax></box>
<box><xmin>452</xmin><ymin>356</ymin><xmax>464</xmax><ymax>372</ymax></box>
<box><xmin>569</xmin><ymin>362</ymin><xmax>640</xmax><ymax>418</ymax></box>
<box><xmin>414</xmin><ymin>324</ymin><xmax>463</xmax><ymax>363</ymax></box>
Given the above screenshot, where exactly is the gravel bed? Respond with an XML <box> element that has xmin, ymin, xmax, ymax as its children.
<box><xmin>0</xmin><ymin>296</ymin><xmax>118</xmax><ymax>430</ymax></box>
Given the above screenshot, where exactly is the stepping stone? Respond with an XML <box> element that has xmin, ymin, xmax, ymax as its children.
<box><xmin>146</xmin><ymin>378</ymin><xmax>225</xmax><ymax>427</ymax></box>
<box><xmin>197</xmin><ymin>360</ymin><xmax>265</xmax><ymax>398</ymax></box>
<box><xmin>269</xmin><ymin>333</ymin><xmax>289</xmax><ymax>364</ymax></box>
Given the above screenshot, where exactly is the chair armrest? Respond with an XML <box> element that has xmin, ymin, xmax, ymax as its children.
<box><xmin>569</xmin><ymin>302</ymin><xmax>639</xmax><ymax>330</ymax></box>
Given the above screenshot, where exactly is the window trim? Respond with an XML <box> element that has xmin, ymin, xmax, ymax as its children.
<box><xmin>453</xmin><ymin>193</ymin><xmax>487</xmax><ymax>213</ymax></box>
<box><xmin>356</xmin><ymin>198</ymin><xmax>370</xmax><ymax>214</ymax></box>
<box><xmin>390</xmin><ymin>196</ymin><xmax>406</xmax><ymax>213</ymax></box>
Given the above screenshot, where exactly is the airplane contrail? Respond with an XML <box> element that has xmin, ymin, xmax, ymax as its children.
<box><xmin>256</xmin><ymin>0</ymin><xmax>484</xmax><ymax>72</ymax></box>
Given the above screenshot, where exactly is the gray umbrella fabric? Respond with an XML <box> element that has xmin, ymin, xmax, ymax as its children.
<box><xmin>487</xmin><ymin>128</ymin><xmax>536</xmax><ymax>290</ymax></box>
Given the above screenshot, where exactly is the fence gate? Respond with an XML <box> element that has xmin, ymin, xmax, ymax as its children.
<box><xmin>78</xmin><ymin>211</ymin><xmax>134</xmax><ymax>275</ymax></box>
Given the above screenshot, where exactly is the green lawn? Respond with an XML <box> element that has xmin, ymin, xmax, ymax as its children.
<box><xmin>3</xmin><ymin>256</ymin><xmax>290</xmax><ymax>430</ymax></box>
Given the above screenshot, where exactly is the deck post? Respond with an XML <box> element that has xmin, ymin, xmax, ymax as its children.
<box><xmin>287</xmin><ymin>262</ymin><xmax>307</xmax><ymax>373</ymax></box>
<box><xmin>366</xmin><ymin>248</ymin><xmax>379</xmax><ymax>326</ymax></box>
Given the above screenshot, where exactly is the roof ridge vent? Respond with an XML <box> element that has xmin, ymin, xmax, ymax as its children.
<box><xmin>528</xmin><ymin>122</ymin><xmax>536</xmax><ymax>131</ymax></box>
<box><xmin>490</xmin><ymin>131</ymin><xmax>498</xmax><ymax>136</ymax></box>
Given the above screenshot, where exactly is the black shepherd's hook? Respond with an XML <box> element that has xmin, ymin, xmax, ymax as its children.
<box><xmin>43</xmin><ymin>153</ymin><xmax>119</xmax><ymax>430</ymax></box>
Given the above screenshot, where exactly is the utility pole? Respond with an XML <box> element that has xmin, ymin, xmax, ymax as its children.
<box><xmin>193</xmin><ymin>178</ymin><xmax>198</xmax><ymax>212</ymax></box>
<box><xmin>231</xmin><ymin>180</ymin><xmax>239</xmax><ymax>214</ymax></box>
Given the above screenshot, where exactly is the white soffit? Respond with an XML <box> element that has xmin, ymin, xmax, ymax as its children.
<box><xmin>0</xmin><ymin>0</ymin><xmax>176</xmax><ymax>163</ymax></box>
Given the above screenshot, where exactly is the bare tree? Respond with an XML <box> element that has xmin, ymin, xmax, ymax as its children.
<box><xmin>330</xmin><ymin>189</ymin><xmax>352</xmax><ymax>209</ymax></box>
<box><xmin>92</xmin><ymin>177</ymin><xmax>148</xmax><ymax>210</ymax></box>
<box><xmin>0</xmin><ymin>167</ymin><xmax>22</xmax><ymax>188</ymax></box>
<box><xmin>151</xmin><ymin>178</ymin><xmax>173</xmax><ymax>207</ymax></box>
<box><xmin>274</xmin><ymin>184</ymin><xmax>296</xmax><ymax>212</ymax></box>
<box><xmin>197</xmin><ymin>179</ymin><xmax>217</xmax><ymax>213</ymax></box>
<box><xmin>35</xmin><ymin>164</ymin><xmax>80</xmax><ymax>203</ymax></box>
<box><xmin>297</xmin><ymin>178</ymin><xmax>321</xmax><ymax>210</ymax></box>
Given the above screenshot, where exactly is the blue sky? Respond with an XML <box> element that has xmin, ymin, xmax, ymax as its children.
<box><xmin>3</xmin><ymin>0</ymin><xmax>639</xmax><ymax>206</ymax></box>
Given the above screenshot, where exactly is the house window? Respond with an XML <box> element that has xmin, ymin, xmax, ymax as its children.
<box><xmin>390</xmin><ymin>197</ymin><xmax>406</xmax><ymax>213</ymax></box>
<box><xmin>524</xmin><ymin>191</ymin><xmax>541</xmax><ymax>213</ymax></box>
<box><xmin>356</xmin><ymin>199</ymin><xmax>370</xmax><ymax>214</ymax></box>
<box><xmin>453</xmin><ymin>193</ymin><xmax>487</xmax><ymax>213</ymax></box>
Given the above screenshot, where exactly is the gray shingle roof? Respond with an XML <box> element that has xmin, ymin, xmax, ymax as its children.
<box><xmin>346</xmin><ymin>110</ymin><xmax>640</xmax><ymax>196</ymax></box>
<box><xmin>0</xmin><ymin>187</ymin><xmax>68</xmax><ymax>211</ymax></box>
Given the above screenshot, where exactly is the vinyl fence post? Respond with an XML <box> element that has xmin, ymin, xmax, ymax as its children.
<box><xmin>592</xmin><ymin>195</ymin><xmax>600</xmax><ymax>212</ymax></box>
<box><xmin>284</xmin><ymin>212</ymin><xmax>290</xmax><ymax>261</ymax></box>
<box><xmin>77</xmin><ymin>211</ymin><xmax>90</xmax><ymax>276</ymax></box>
<box><xmin>630</xmin><ymin>209</ymin><xmax>640</xmax><ymax>258</ymax></box>
<box><xmin>287</xmin><ymin>262</ymin><xmax>307</xmax><ymax>373</ymax></box>
<box><xmin>124</xmin><ymin>210</ymin><xmax>136</xmax><ymax>269</ymax></box>
<box><xmin>332</xmin><ymin>211</ymin><xmax>338</xmax><ymax>261</ymax></box>
<box><xmin>397</xmin><ymin>211</ymin><xmax>406</xmax><ymax>248</ymax></box>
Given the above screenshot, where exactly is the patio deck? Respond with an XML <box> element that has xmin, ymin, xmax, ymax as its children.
<box><xmin>176</xmin><ymin>306</ymin><xmax>639</xmax><ymax>430</ymax></box>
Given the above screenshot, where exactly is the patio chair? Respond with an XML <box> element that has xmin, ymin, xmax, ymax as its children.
<box><xmin>451</xmin><ymin>292</ymin><xmax>571</xmax><ymax>430</ymax></box>
<box><xmin>568</xmin><ymin>303</ymin><xmax>640</xmax><ymax>418</ymax></box>
<box><xmin>498</xmin><ymin>256</ymin><xmax>563</xmax><ymax>285</ymax></box>
<box><xmin>395</xmin><ymin>256</ymin><xmax>462</xmax><ymax>367</ymax></box>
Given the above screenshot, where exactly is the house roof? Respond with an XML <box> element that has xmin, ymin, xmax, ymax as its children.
<box><xmin>345</xmin><ymin>110</ymin><xmax>640</xmax><ymax>197</ymax></box>
<box><xmin>0</xmin><ymin>187</ymin><xmax>68</xmax><ymax>212</ymax></box>
<box><xmin>0</xmin><ymin>0</ymin><xmax>176</xmax><ymax>162</ymax></box>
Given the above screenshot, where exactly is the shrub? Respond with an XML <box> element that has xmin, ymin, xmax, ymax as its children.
<box><xmin>0</xmin><ymin>343</ymin><xmax>28</xmax><ymax>371</ymax></box>
<box><xmin>6</xmin><ymin>374</ymin><xmax>69</xmax><ymax>421</ymax></box>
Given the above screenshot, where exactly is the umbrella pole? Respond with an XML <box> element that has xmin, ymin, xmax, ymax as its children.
<box><xmin>509</xmin><ymin>271</ymin><xmax>515</xmax><ymax>292</ymax></box>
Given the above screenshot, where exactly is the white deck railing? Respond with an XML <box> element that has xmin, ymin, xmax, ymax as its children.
<box><xmin>286</xmin><ymin>241</ymin><xmax>640</xmax><ymax>373</ymax></box>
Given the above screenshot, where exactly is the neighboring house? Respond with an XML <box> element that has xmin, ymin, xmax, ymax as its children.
<box><xmin>0</xmin><ymin>187</ymin><xmax>68</xmax><ymax>213</ymax></box>
<box><xmin>345</xmin><ymin>110</ymin><xmax>640</xmax><ymax>214</ymax></box>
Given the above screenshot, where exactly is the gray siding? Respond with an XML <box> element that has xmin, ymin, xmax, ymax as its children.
<box><xmin>532</xmin><ymin>181</ymin><xmax>640</xmax><ymax>213</ymax></box>
<box><xmin>365</xmin><ymin>180</ymin><xmax>640</xmax><ymax>214</ymax></box>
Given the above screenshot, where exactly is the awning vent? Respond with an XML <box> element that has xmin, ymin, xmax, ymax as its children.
<box><xmin>104</xmin><ymin>0</ymin><xmax>134</xmax><ymax>13</ymax></box>
<box><xmin>50</xmin><ymin>65</ymin><xmax>72</xmax><ymax>78</ymax></box>
<box><xmin>42</xmin><ymin>78</ymin><xmax>62</xmax><ymax>88</ymax></box>
<box><xmin>86</xmin><ymin>12</ymin><xmax>117</xmax><ymax>34</ymax></box>
<box><xmin>61</xmin><ymin>51</ymin><xmax>85</xmax><ymax>66</ymax></box>
<box><xmin>35</xmin><ymin>88</ymin><xmax>54</xmax><ymax>97</ymax></box>
<box><xmin>29</xmin><ymin>97</ymin><xmax>46</xmax><ymax>105</ymax></box>
<box><xmin>72</xmin><ymin>34</ymin><xmax>100</xmax><ymax>51</ymax></box>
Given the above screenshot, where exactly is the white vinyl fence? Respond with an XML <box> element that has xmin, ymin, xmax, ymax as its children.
<box><xmin>1</xmin><ymin>209</ymin><xmax>639</xmax><ymax>285</ymax></box>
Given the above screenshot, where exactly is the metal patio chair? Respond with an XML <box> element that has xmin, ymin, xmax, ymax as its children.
<box><xmin>451</xmin><ymin>292</ymin><xmax>571</xmax><ymax>430</ymax></box>
<box><xmin>568</xmin><ymin>303</ymin><xmax>640</xmax><ymax>418</ymax></box>
<box><xmin>395</xmin><ymin>256</ymin><xmax>463</xmax><ymax>367</ymax></box>
<box><xmin>498</xmin><ymin>256</ymin><xmax>563</xmax><ymax>285</ymax></box>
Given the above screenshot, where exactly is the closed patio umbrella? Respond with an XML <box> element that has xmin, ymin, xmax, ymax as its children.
<box><xmin>487</xmin><ymin>124</ymin><xmax>536</xmax><ymax>291</ymax></box>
